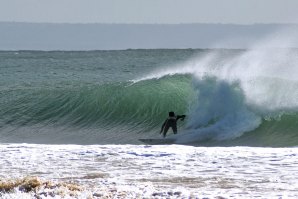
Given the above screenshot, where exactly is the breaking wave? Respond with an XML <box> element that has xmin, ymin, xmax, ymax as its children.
<box><xmin>1</xmin><ymin>49</ymin><xmax>298</xmax><ymax>147</ymax></box>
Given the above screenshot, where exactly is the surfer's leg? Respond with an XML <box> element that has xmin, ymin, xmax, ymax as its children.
<box><xmin>172</xmin><ymin>125</ymin><xmax>177</xmax><ymax>134</ymax></box>
<box><xmin>163</xmin><ymin>126</ymin><xmax>170</xmax><ymax>138</ymax></box>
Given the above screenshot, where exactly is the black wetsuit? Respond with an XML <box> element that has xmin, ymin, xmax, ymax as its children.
<box><xmin>160</xmin><ymin>115</ymin><xmax>186</xmax><ymax>138</ymax></box>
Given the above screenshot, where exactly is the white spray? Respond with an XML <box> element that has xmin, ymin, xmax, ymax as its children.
<box><xmin>137</xmin><ymin>27</ymin><xmax>298</xmax><ymax>142</ymax></box>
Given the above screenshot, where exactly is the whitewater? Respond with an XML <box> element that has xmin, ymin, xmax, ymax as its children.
<box><xmin>0</xmin><ymin>49</ymin><xmax>298</xmax><ymax>198</ymax></box>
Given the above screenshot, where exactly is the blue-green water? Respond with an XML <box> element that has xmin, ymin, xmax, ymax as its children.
<box><xmin>1</xmin><ymin>49</ymin><xmax>298</xmax><ymax>146</ymax></box>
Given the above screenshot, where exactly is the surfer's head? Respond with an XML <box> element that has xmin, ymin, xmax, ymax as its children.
<box><xmin>169</xmin><ymin>111</ymin><xmax>175</xmax><ymax>117</ymax></box>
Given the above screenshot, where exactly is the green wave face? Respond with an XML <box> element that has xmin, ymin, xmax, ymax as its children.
<box><xmin>0</xmin><ymin>75</ymin><xmax>193</xmax><ymax>143</ymax></box>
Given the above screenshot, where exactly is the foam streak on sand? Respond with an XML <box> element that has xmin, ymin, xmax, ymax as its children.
<box><xmin>0</xmin><ymin>144</ymin><xmax>297</xmax><ymax>198</ymax></box>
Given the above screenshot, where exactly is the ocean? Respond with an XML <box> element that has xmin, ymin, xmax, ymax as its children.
<box><xmin>0</xmin><ymin>49</ymin><xmax>297</xmax><ymax>198</ymax></box>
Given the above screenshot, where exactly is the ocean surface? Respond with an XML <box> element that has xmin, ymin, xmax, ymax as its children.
<box><xmin>0</xmin><ymin>49</ymin><xmax>298</xmax><ymax>198</ymax></box>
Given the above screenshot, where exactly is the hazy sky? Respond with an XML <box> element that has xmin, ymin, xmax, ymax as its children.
<box><xmin>1</xmin><ymin>0</ymin><xmax>298</xmax><ymax>24</ymax></box>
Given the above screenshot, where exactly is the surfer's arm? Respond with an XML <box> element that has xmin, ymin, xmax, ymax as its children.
<box><xmin>176</xmin><ymin>115</ymin><xmax>186</xmax><ymax>121</ymax></box>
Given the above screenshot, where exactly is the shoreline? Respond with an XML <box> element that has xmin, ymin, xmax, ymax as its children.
<box><xmin>0</xmin><ymin>144</ymin><xmax>297</xmax><ymax>198</ymax></box>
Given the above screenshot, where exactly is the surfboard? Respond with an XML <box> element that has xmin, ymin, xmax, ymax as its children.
<box><xmin>138</xmin><ymin>138</ymin><xmax>176</xmax><ymax>145</ymax></box>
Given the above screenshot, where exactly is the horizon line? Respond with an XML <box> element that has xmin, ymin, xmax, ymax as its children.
<box><xmin>1</xmin><ymin>21</ymin><xmax>298</xmax><ymax>26</ymax></box>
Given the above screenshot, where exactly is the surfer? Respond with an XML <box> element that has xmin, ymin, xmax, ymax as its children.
<box><xmin>160</xmin><ymin>111</ymin><xmax>186</xmax><ymax>138</ymax></box>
